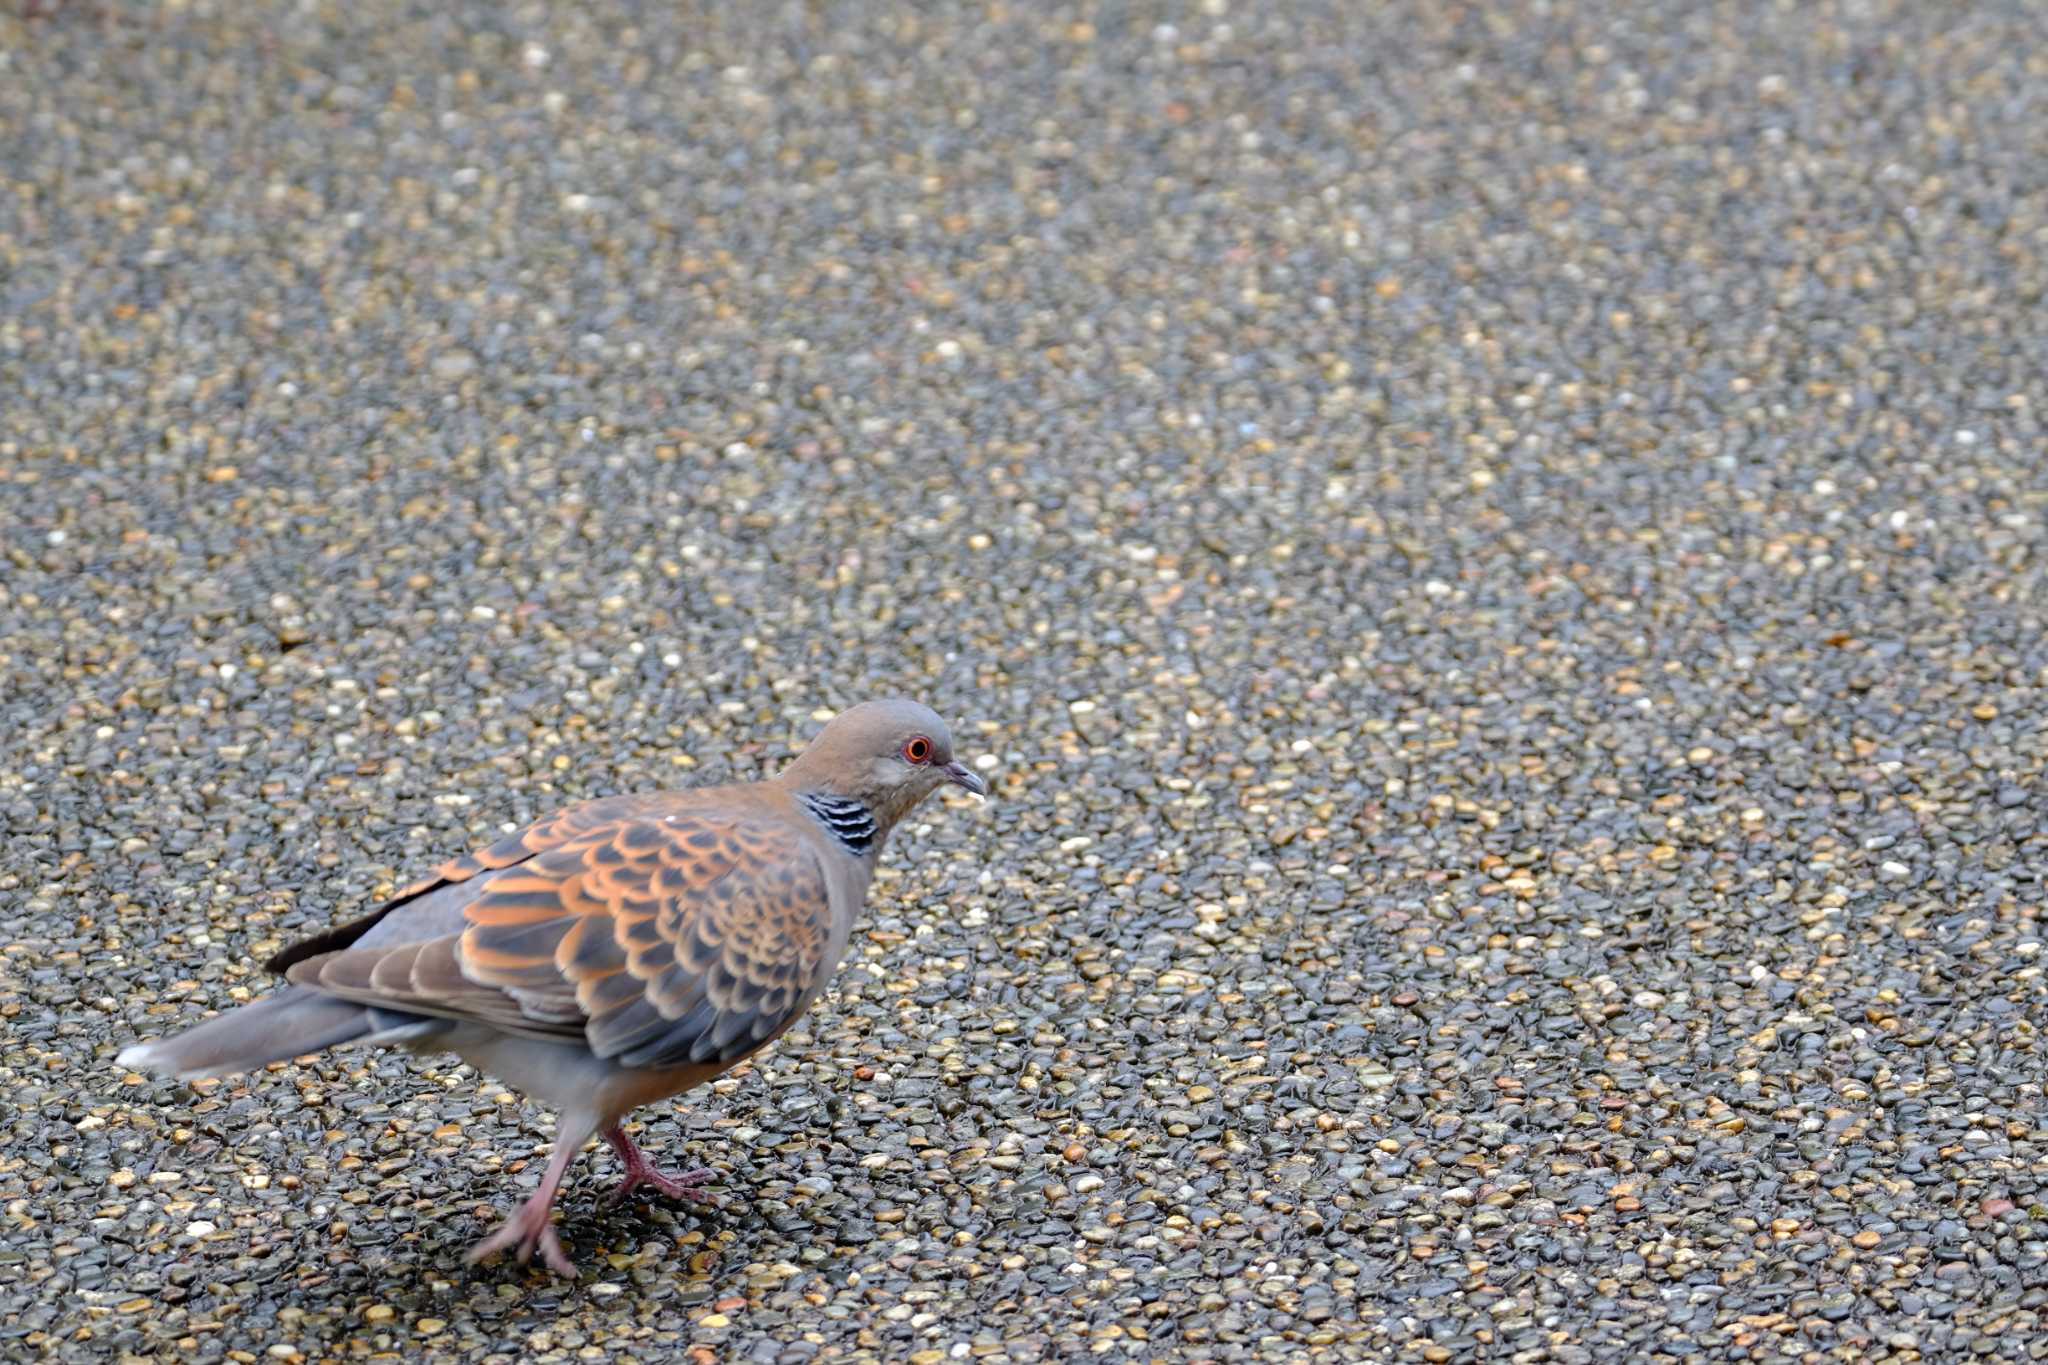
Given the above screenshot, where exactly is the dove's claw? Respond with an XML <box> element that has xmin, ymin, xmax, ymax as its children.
<box><xmin>610</xmin><ymin>1163</ymin><xmax>717</xmax><ymax>1206</ymax></box>
<box><xmin>468</xmin><ymin>1196</ymin><xmax>579</xmax><ymax>1277</ymax></box>
<box><xmin>604</xmin><ymin>1125</ymin><xmax>719</xmax><ymax>1206</ymax></box>
<box><xmin>468</xmin><ymin>1128</ymin><xmax>584</xmax><ymax>1276</ymax></box>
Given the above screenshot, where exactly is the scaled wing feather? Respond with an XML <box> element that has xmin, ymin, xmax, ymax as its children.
<box><xmin>290</xmin><ymin>808</ymin><xmax>836</xmax><ymax>1070</ymax></box>
<box><xmin>459</xmin><ymin>815</ymin><xmax>836</xmax><ymax>1067</ymax></box>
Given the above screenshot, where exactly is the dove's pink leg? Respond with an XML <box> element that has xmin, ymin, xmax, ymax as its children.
<box><xmin>467</xmin><ymin>1131</ymin><xmax>584</xmax><ymax>1276</ymax></box>
<box><xmin>604</xmin><ymin>1125</ymin><xmax>717</xmax><ymax>1204</ymax></box>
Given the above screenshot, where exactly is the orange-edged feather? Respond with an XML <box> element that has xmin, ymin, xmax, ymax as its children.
<box><xmin>265</xmin><ymin>793</ymin><xmax>680</xmax><ymax>974</ymax></box>
<box><xmin>284</xmin><ymin>811</ymin><xmax>834</xmax><ymax>1071</ymax></box>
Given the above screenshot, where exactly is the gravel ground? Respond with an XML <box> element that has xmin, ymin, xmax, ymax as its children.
<box><xmin>4</xmin><ymin>0</ymin><xmax>2047</xmax><ymax>1360</ymax></box>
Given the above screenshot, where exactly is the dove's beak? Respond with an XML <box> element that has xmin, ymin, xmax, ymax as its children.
<box><xmin>943</xmin><ymin>761</ymin><xmax>989</xmax><ymax>798</ymax></box>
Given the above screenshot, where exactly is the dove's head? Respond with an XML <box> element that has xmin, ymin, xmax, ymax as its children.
<box><xmin>781</xmin><ymin>698</ymin><xmax>988</xmax><ymax>833</ymax></box>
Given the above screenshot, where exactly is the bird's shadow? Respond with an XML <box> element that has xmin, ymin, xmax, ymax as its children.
<box><xmin>233</xmin><ymin>1179</ymin><xmax>749</xmax><ymax>1353</ymax></box>
<box><xmin>420</xmin><ymin>1179</ymin><xmax>741</xmax><ymax>1280</ymax></box>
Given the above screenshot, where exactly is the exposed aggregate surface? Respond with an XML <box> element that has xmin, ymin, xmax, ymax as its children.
<box><xmin>3</xmin><ymin>0</ymin><xmax>2047</xmax><ymax>1361</ymax></box>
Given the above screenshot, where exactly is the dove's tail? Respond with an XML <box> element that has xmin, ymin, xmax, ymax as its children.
<box><xmin>116</xmin><ymin>987</ymin><xmax>441</xmax><ymax>1081</ymax></box>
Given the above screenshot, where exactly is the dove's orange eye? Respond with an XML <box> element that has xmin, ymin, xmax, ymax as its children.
<box><xmin>902</xmin><ymin>736</ymin><xmax>933</xmax><ymax>764</ymax></box>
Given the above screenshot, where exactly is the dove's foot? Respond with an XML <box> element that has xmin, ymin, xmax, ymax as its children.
<box><xmin>467</xmin><ymin>1196</ymin><xmax>577</xmax><ymax>1277</ymax></box>
<box><xmin>604</xmin><ymin>1125</ymin><xmax>718</xmax><ymax>1206</ymax></box>
<box><xmin>611</xmin><ymin>1163</ymin><xmax>717</xmax><ymax>1205</ymax></box>
<box><xmin>467</xmin><ymin>1128</ymin><xmax>583</xmax><ymax>1277</ymax></box>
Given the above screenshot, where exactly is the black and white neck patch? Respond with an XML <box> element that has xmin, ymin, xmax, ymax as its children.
<box><xmin>801</xmin><ymin>793</ymin><xmax>878</xmax><ymax>855</ymax></box>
